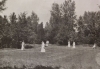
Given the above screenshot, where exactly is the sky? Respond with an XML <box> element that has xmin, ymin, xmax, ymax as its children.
<box><xmin>1</xmin><ymin>0</ymin><xmax>100</xmax><ymax>25</ymax></box>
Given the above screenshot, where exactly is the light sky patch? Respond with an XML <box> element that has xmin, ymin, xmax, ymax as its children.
<box><xmin>1</xmin><ymin>0</ymin><xmax>100</xmax><ymax>25</ymax></box>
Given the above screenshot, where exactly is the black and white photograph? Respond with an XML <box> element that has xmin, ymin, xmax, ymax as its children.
<box><xmin>0</xmin><ymin>0</ymin><xmax>100</xmax><ymax>69</ymax></box>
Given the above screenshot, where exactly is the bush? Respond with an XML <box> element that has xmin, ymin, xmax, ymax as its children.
<box><xmin>25</xmin><ymin>44</ymin><xmax>33</xmax><ymax>49</ymax></box>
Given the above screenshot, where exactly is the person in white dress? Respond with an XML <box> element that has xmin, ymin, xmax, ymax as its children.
<box><xmin>73</xmin><ymin>42</ymin><xmax>76</xmax><ymax>48</ymax></box>
<box><xmin>21</xmin><ymin>41</ymin><xmax>25</xmax><ymax>50</ymax></box>
<box><xmin>46</xmin><ymin>40</ymin><xmax>49</xmax><ymax>47</ymax></box>
<box><xmin>92</xmin><ymin>43</ymin><xmax>96</xmax><ymax>49</ymax></box>
<box><xmin>68</xmin><ymin>41</ymin><xmax>71</xmax><ymax>47</ymax></box>
<box><xmin>41</xmin><ymin>41</ymin><xmax>45</xmax><ymax>52</ymax></box>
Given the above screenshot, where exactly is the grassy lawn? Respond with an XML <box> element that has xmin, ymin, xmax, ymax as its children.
<box><xmin>0</xmin><ymin>44</ymin><xmax>100</xmax><ymax>69</ymax></box>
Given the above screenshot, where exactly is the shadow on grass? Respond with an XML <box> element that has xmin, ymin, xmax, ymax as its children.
<box><xmin>0</xmin><ymin>65</ymin><xmax>60</xmax><ymax>69</ymax></box>
<box><xmin>0</xmin><ymin>65</ymin><xmax>93</xmax><ymax>69</ymax></box>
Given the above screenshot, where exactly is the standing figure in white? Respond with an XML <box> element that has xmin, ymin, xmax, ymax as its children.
<box><xmin>46</xmin><ymin>40</ymin><xmax>49</xmax><ymax>47</ymax></box>
<box><xmin>68</xmin><ymin>41</ymin><xmax>71</xmax><ymax>47</ymax></box>
<box><xmin>92</xmin><ymin>43</ymin><xmax>96</xmax><ymax>49</ymax></box>
<box><xmin>41</xmin><ymin>41</ymin><xmax>45</xmax><ymax>52</ymax></box>
<box><xmin>21</xmin><ymin>41</ymin><xmax>25</xmax><ymax>50</ymax></box>
<box><xmin>73</xmin><ymin>42</ymin><xmax>76</xmax><ymax>48</ymax></box>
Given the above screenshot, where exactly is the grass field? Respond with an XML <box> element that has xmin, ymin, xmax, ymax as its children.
<box><xmin>0</xmin><ymin>44</ymin><xmax>100</xmax><ymax>69</ymax></box>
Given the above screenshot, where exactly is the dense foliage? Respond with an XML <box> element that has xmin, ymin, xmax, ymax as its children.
<box><xmin>0</xmin><ymin>0</ymin><xmax>45</xmax><ymax>48</ymax></box>
<box><xmin>0</xmin><ymin>0</ymin><xmax>100</xmax><ymax>48</ymax></box>
<box><xmin>44</xmin><ymin>0</ymin><xmax>100</xmax><ymax>46</ymax></box>
<box><xmin>0</xmin><ymin>0</ymin><xmax>43</xmax><ymax>48</ymax></box>
<box><xmin>45</xmin><ymin>0</ymin><xmax>77</xmax><ymax>45</ymax></box>
<box><xmin>77</xmin><ymin>11</ymin><xmax>100</xmax><ymax>45</ymax></box>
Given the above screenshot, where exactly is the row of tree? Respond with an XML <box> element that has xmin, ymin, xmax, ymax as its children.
<box><xmin>0</xmin><ymin>0</ymin><xmax>46</xmax><ymax>48</ymax></box>
<box><xmin>77</xmin><ymin>11</ymin><xmax>100</xmax><ymax>45</ymax></box>
<box><xmin>0</xmin><ymin>12</ymin><xmax>45</xmax><ymax>48</ymax></box>
<box><xmin>0</xmin><ymin>0</ymin><xmax>100</xmax><ymax>48</ymax></box>
<box><xmin>44</xmin><ymin>0</ymin><xmax>100</xmax><ymax>46</ymax></box>
<box><xmin>45</xmin><ymin>0</ymin><xmax>77</xmax><ymax>45</ymax></box>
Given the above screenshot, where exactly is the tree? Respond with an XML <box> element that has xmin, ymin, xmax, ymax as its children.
<box><xmin>76</xmin><ymin>11</ymin><xmax>100</xmax><ymax>45</ymax></box>
<box><xmin>9</xmin><ymin>12</ymin><xmax>17</xmax><ymax>37</ymax></box>
<box><xmin>83</xmin><ymin>12</ymin><xmax>98</xmax><ymax>44</ymax></box>
<box><xmin>0</xmin><ymin>0</ymin><xmax>7</xmax><ymax>48</ymax></box>
<box><xmin>37</xmin><ymin>22</ymin><xmax>45</xmax><ymax>43</ymax></box>
<box><xmin>49</xmin><ymin>3</ymin><xmax>61</xmax><ymax>43</ymax></box>
<box><xmin>9</xmin><ymin>12</ymin><xmax>18</xmax><ymax>48</ymax></box>
<box><xmin>56</xmin><ymin>0</ymin><xmax>76</xmax><ymax>44</ymax></box>
<box><xmin>0</xmin><ymin>0</ymin><xmax>7</xmax><ymax>12</ymax></box>
<box><xmin>77</xmin><ymin>16</ymin><xmax>89</xmax><ymax>44</ymax></box>
<box><xmin>45</xmin><ymin>0</ymin><xmax>76</xmax><ymax>44</ymax></box>
<box><xmin>31</xmin><ymin>12</ymin><xmax>39</xmax><ymax>33</ymax></box>
<box><xmin>26</xmin><ymin>12</ymin><xmax>39</xmax><ymax>44</ymax></box>
<box><xmin>2</xmin><ymin>15</ymin><xmax>9</xmax><ymax>37</ymax></box>
<box><xmin>0</xmin><ymin>15</ymin><xmax>11</xmax><ymax>48</ymax></box>
<box><xmin>44</xmin><ymin>22</ymin><xmax>52</xmax><ymax>41</ymax></box>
